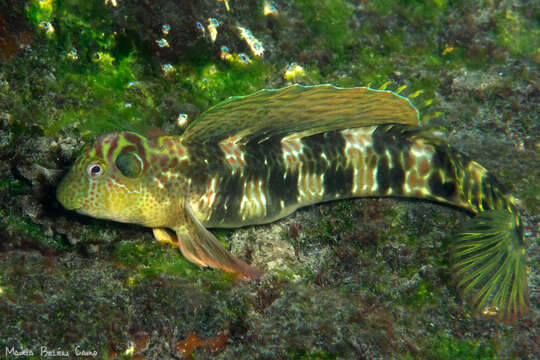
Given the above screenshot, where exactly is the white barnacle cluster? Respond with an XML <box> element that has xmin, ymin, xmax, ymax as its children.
<box><xmin>194</xmin><ymin>18</ymin><xmax>221</xmax><ymax>43</ymax></box>
<box><xmin>207</xmin><ymin>18</ymin><xmax>220</xmax><ymax>42</ymax></box>
<box><xmin>156</xmin><ymin>38</ymin><xmax>169</xmax><ymax>48</ymax></box>
<box><xmin>67</xmin><ymin>47</ymin><xmax>79</xmax><ymax>61</ymax></box>
<box><xmin>284</xmin><ymin>63</ymin><xmax>305</xmax><ymax>81</ymax></box>
<box><xmin>124</xmin><ymin>341</ymin><xmax>134</xmax><ymax>356</ymax></box>
<box><xmin>104</xmin><ymin>0</ymin><xmax>118</xmax><ymax>8</ymax></box>
<box><xmin>156</xmin><ymin>23</ymin><xmax>172</xmax><ymax>48</ymax></box>
<box><xmin>161</xmin><ymin>24</ymin><xmax>171</xmax><ymax>35</ymax></box>
<box><xmin>263</xmin><ymin>1</ymin><xmax>278</xmax><ymax>17</ymax></box>
<box><xmin>236</xmin><ymin>25</ymin><xmax>264</xmax><ymax>57</ymax></box>
<box><xmin>161</xmin><ymin>63</ymin><xmax>175</xmax><ymax>75</ymax></box>
<box><xmin>196</xmin><ymin>2</ymin><xmax>275</xmax><ymax>65</ymax></box>
<box><xmin>196</xmin><ymin>21</ymin><xmax>206</xmax><ymax>36</ymax></box>
<box><xmin>220</xmin><ymin>46</ymin><xmax>233</xmax><ymax>61</ymax></box>
<box><xmin>217</xmin><ymin>0</ymin><xmax>230</xmax><ymax>12</ymax></box>
<box><xmin>39</xmin><ymin>21</ymin><xmax>55</xmax><ymax>35</ymax></box>
<box><xmin>177</xmin><ymin>113</ymin><xmax>189</xmax><ymax>127</ymax></box>
<box><xmin>34</xmin><ymin>0</ymin><xmax>54</xmax><ymax>36</ymax></box>
<box><xmin>237</xmin><ymin>53</ymin><xmax>252</xmax><ymax>65</ymax></box>
<box><xmin>220</xmin><ymin>46</ymin><xmax>252</xmax><ymax>65</ymax></box>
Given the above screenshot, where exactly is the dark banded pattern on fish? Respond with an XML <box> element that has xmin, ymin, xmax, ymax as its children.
<box><xmin>57</xmin><ymin>84</ymin><xmax>529</xmax><ymax>322</ymax></box>
<box><xmin>189</xmin><ymin>124</ymin><xmax>517</xmax><ymax>229</ymax></box>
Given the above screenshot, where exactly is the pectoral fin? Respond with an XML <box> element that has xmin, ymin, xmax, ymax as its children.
<box><xmin>153</xmin><ymin>228</ymin><xmax>179</xmax><ymax>246</ymax></box>
<box><xmin>165</xmin><ymin>205</ymin><xmax>263</xmax><ymax>280</ymax></box>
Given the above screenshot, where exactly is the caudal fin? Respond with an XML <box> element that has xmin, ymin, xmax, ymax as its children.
<box><xmin>451</xmin><ymin>210</ymin><xmax>529</xmax><ymax>321</ymax></box>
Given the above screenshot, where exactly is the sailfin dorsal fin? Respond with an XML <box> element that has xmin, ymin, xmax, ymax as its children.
<box><xmin>182</xmin><ymin>84</ymin><xmax>420</xmax><ymax>145</ymax></box>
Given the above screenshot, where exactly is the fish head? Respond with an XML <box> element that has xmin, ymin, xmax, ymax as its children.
<box><xmin>57</xmin><ymin>131</ymin><xmax>157</xmax><ymax>224</ymax></box>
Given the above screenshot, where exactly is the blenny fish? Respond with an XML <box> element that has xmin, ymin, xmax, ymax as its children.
<box><xmin>57</xmin><ymin>84</ymin><xmax>529</xmax><ymax>321</ymax></box>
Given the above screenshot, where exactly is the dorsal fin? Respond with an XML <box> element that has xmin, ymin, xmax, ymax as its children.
<box><xmin>182</xmin><ymin>84</ymin><xmax>420</xmax><ymax>145</ymax></box>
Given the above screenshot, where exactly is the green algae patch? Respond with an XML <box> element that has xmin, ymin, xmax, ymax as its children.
<box><xmin>2</xmin><ymin>214</ymin><xmax>68</xmax><ymax>251</ymax></box>
<box><xmin>368</xmin><ymin>0</ymin><xmax>448</xmax><ymax>24</ymax></box>
<box><xmin>522</xmin><ymin>182</ymin><xmax>540</xmax><ymax>213</ymax></box>
<box><xmin>26</xmin><ymin>0</ymin><xmax>115</xmax><ymax>51</ymax></box>
<box><xmin>400</xmin><ymin>332</ymin><xmax>500</xmax><ymax>360</ymax></box>
<box><xmin>112</xmin><ymin>240</ymin><xmax>235</xmax><ymax>289</ymax></box>
<box><xmin>25</xmin><ymin>0</ymin><xmax>54</xmax><ymax>28</ymax></box>
<box><xmin>21</xmin><ymin>0</ymin><xmax>159</xmax><ymax>137</ymax></box>
<box><xmin>113</xmin><ymin>240</ymin><xmax>196</xmax><ymax>278</ymax></box>
<box><xmin>294</xmin><ymin>0</ymin><xmax>353</xmax><ymax>55</ymax></box>
<box><xmin>45</xmin><ymin>55</ymin><xmax>154</xmax><ymax>137</ymax></box>
<box><xmin>398</xmin><ymin>279</ymin><xmax>438</xmax><ymax>308</ymax></box>
<box><xmin>496</xmin><ymin>8</ymin><xmax>540</xmax><ymax>59</ymax></box>
<box><xmin>0</xmin><ymin>175</ymin><xmax>29</xmax><ymax>196</ymax></box>
<box><xmin>288</xmin><ymin>348</ymin><xmax>338</xmax><ymax>360</ymax></box>
<box><xmin>174</xmin><ymin>59</ymin><xmax>272</xmax><ymax>110</ymax></box>
<box><xmin>0</xmin><ymin>174</ymin><xmax>69</xmax><ymax>251</ymax></box>
<box><xmin>425</xmin><ymin>332</ymin><xmax>498</xmax><ymax>360</ymax></box>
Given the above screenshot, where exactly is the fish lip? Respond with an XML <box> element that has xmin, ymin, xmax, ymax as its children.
<box><xmin>59</xmin><ymin>203</ymin><xmax>82</xmax><ymax>212</ymax></box>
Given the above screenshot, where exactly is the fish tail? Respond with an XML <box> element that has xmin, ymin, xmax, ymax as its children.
<box><xmin>450</xmin><ymin>209</ymin><xmax>529</xmax><ymax>321</ymax></box>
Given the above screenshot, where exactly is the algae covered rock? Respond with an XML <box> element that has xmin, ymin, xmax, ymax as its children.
<box><xmin>0</xmin><ymin>0</ymin><xmax>538</xmax><ymax>359</ymax></box>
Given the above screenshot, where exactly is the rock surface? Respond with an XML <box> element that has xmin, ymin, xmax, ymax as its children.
<box><xmin>0</xmin><ymin>1</ymin><xmax>538</xmax><ymax>359</ymax></box>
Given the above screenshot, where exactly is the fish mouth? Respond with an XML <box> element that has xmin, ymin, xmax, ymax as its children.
<box><xmin>60</xmin><ymin>203</ymin><xmax>82</xmax><ymax>212</ymax></box>
<box><xmin>71</xmin><ymin>207</ymin><xmax>88</xmax><ymax>215</ymax></box>
<box><xmin>56</xmin><ymin>185</ymin><xmax>83</xmax><ymax>212</ymax></box>
<box><xmin>56</xmin><ymin>197</ymin><xmax>79</xmax><ymax>211</ymax></box>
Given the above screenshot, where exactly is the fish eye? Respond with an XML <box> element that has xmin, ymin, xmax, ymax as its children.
<box><xmin>87</xmin><ymin>163</ymin><xmax>103</xmax><ymax>178</ymax></box>
<box><xmin>115</xmin><ymin>152</ymin><xmax>143</xmax><ymax>178</ymax></box>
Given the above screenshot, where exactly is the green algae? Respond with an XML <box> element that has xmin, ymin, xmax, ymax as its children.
<box><xmin>2</xmin><ymin>214</ymin><xmax>68</xmax><ymax>250</ymax></box>
<box><xmin>175</xmin><ymin>59</ymin><xmax>272</xmax><ymax>110</ymax></box>
<box><xmin>398</xmin><ymin>279</ymin><xmax>438</xmax><ymax>308</ymax></box>
<box><xmin>0</xmin><ymin>175</ymin><xmax>68</xmax><ymax>250</ymax></box>
<box><xmin>26</xmin><ymin>0</ymin><xmax>116</xmax><ymax>53</ymax></box>
<box><xmin>21</xmin><ymin>0</ymin><xmax>157</xmax><ymax>136</ymax></box>
<box><xmin>44</xmin><ymin>55</ymin><xmax>146</xmax><ymax>136</ymax></box>
<box><xmin>13</xmin><ymin>4</ymin><xmax>274</xmax><ymax>138</ymax></box>
<box><xmin>495</xmin><ymin>8</ymin><xmax>540</xmax><ymax>59</ymax></box>
<box><xmin>424</xmin><ymin>332</ymin><xmax>498</xmax><ymax>360</ymax></box>
<box><xmin>288</xmin><ymin>348</ymin><xmax>338</xmax><ymax>360</ymax></box>
<box><xmin>0</xmin><ymin>174</ymin><xmax>29</xmax><ymax>195</ymax></box>
<box><xmin>293</xmin><ymin>0</ymin><xmax>353</xmax><ymax>55</ymax></box>
<box><xmin>24</xmin><ymin>0</ymin><xmax>54</xmax><ymax>27</ymax></box>
<box><xmin>112</xmin><ymin>239</ymin><xmax>236</xmax><ymax>290</ymax></box>
<box><xmin>372</xmin><ymin>0</ymin><xmax>449</xmax><ymax>23</ymax></box>
<box><xmin>112</xmin><ymin>240</ymin><xmax>198</xmax><ymax>279</ymax></box>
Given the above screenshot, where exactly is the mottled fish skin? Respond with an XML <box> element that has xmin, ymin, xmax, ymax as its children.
<box><xmin>57</xmin><ymin>133</ymin><xmax>190</xmax><ymax>228</ymax></box>
<box><xmin>56</xmin><ymin>84</ymin><xmax>528</xmax><ymax>322</ymax></box>
<box><xmin>189</xmin><ymin>124</ymin><xmax>518</xmax><ymax>229</ymax></box>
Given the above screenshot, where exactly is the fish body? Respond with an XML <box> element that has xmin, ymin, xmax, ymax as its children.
<box><xmin>57</xmin><ymin>84</ymin><xmax>528</xmax><ymax>321</ymax></box>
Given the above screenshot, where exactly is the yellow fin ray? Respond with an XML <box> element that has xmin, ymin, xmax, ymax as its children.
<box><xmin>451</xmin><ymin>210</ymin><xmax>529</xmax><ymax>321</ymax></box>
<box><xmin>172</xmin><ymin>205</ymin><xmax>264</xmax><ymax>280</ymax></box>
<box><xmin>182</xmin><ymin>84</ymin><xmax>420</xmax><ymax>145</ymax></box>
